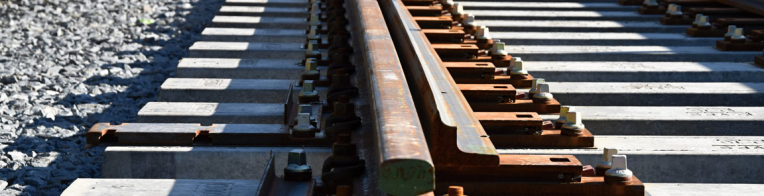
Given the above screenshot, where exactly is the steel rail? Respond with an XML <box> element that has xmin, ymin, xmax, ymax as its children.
<box><xmin>714</xmin><ymin>0</ymin><xmax>764</xmax><ymax>17</ymax></box>
<box><xmin>378</xmin><ymin>0</ymin><xmax>500</xmax><ymax>170</ymax></box>
<box><xmin>346</xmin><ymin>0</ymin><xmax>435</xmax><ymax>194</ymax></box>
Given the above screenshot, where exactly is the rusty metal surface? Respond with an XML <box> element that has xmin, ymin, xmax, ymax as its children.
<box><xmin>715</xmin><ymin>0</ymin><xmax>764</xmax><ymax>17</ymax></box>
<box><xmin>436</xmin><ymin>176</ymin><xmax>645</xmax><ymax>196</ymax></box>
<box><xmin>379</xmin><ymin>0</ymin><xmax>500</xmax><ymax>169</ymax></box>
<box><xmin>86</xmin><ymin>123</ymin><xmax>332</xmax><ymax>146</ymax></box>
<box><xmin>345</xmin><ymin>0</ymin><xmax>435</xmax><ymax>194</ymax></box>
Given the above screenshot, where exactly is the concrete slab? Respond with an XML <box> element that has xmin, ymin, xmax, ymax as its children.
<box><xmin>62</xmin><ymin>178</ymin><xmax>259</xmax><ymax>196</ymax></box>
<box><xmin>174</xmin><ymin>58</ymin><xmax>304</xmax><ymax>79</ymax></box>
<box><xmin>498</xmin><ymin>135</ymin><xmax>764</xmax><ymax>183</ymax></box>
<box><xmin>545</xmin><ymin>82</ymin><xmax>764</xmax><ymax>106</ymax></box>
<box><xmin>520</xmin><ymin>61</ymin><xmax>764</xmax><ymax>82</ymax></box>
<box><xmin>217</xmin><ymin>6</ymin><xmax>308</xmax><ymax>17</ymax></box>
<box><xmin>537</xmin><ymin>106</ymin><xmax>764</xmax><ymax>135</ymax></box>
<box><xmin>158</xmin><ymin>78</ymin><xmax>328</xmax><ymax>103</ymax></box>
<box><xmin>137</xmin><ymin>102</ymin><xmax>284</xmax><ymax>124</ymax></box>
<box><xmin>506</xmin><ymin>45</ymin><xmax>761</xmax><ymax>62</ymax></box>
<box><xmin>188</xmin><ymin>42</ymin><xmax>304</xmax><ymax>59</ymax></box>
<box><xmin>469</xmin><ymin>10</ymin><xmax>657</xmax><ymax>21</ymax></box>
<box><xmin>102</xmin><ymin>146</ymin><xmax>330</xmax><ymax>179</ymax></box>
<box><xmin>210</xmin><ymin>15</ymin><xmax>306</xmax><ymax>29</ymax></box>
<box><xmin>492</xmin><ymin>32</ymin><xmax>718</xmax><ymax>45</ymax></box>
<box><xmin>225</xmin><ymin>0</ymin><xmax>308</xmax><ymax>7</ymax></box>
<box><xmin>645</xmin><ymin>183</ymin><xmax>764</xmax><ymax>196</ymax></box>
<box><xmin>458</xmin><ymin>2</ymin><xmax>638</xmax><ymax>11</ymax></box>
<box><xmin>200</xmin><ymin>28</ymin><xmax>305</xmax><ymax>42</ymax></box>
<box><xmin>479</xmin><ymin>20</ymin><xmax>687</xmax><ymax>32</ymax></box>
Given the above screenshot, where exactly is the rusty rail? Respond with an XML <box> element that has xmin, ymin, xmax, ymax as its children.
<box><xmin>346</xmin><ymin>0</ymin><xmax>435</xmax><ymax>194</ymax></box>
<box><xmin>378</xmin><ymin>0</ymin><xmax>500</xmax><ymax>169</ymax></box>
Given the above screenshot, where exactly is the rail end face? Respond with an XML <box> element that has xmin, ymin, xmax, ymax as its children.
<box><xmin>379</xmin><ymin>159</ymin><xmax>435</xmax><ymax>195</ymax></box>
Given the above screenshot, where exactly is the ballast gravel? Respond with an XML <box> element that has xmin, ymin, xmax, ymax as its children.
<box><xmin>0</xmin><ymin>0</ymin><xmax>223</xmax><ymax>194</ymax></box>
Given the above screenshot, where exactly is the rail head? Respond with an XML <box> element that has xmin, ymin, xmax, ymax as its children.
<box><xmin>378</xmin><ymin>0</ymin><xmax>499</xmax><ymax>166</ymax></box>
<box><xmin>346</xmin><ymin>0</ymin><xmax>435</xmax><ymax>194</ymax></box>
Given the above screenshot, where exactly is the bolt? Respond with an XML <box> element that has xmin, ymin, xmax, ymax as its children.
<box><xmin>667</xmin><ymin>4</ymin><xmax>682</xmax><ymax>16</ymax></box>
<box><xmin>292</xmin><ymin>113</ymin><xmax>317</xmax><ymax>138</ymax></box>
<box><xmin>532</xmin><ymin>83</ymin><xmax>554</xmax><ymax>104</ymax></box>
<box><xmin>332</xmin><ymin>134</ymin><xmax>357</xmax><ymax>158</ymax></box>
<box><xmin>697</xmin><ymin>15</ymin><xmax>710</xmax><ymax>27</ymax></box>
<box><xmin>299</xmin><ymin>80</ymin><xmax>320</xmax><ymax>103</ymax></box>
<box><xmin>298</xmin><ymin>104</ymin><xmax>313</xmax><ymax>116</ymax></box>
<box><xmin>555</xmin><ymin>106</ymin><xmax>573</xmax><ymax>128</ymax></box>
<box><xmin>310</xmin><ymin>2</ymin><xmax>320</xmax><ymax>14</ymax></box>
<box><xmin>561</xmin><ymin>111</ymin><xmax>585</xmax><ymax>136</ymax></box>
<box><xmin>492</xmin><ymin>41</ymin><xmax>507</xmax><ymax>56</ymax></box>
<box><xmin>643</xmin><ymin>0</ymin><xmax>658</xmax><ymax>6</ymax></box>
<box><xmin>302</xmin><ymin>58</ymin><xmax>320</xmax><ymax>81</ymax></box>
<box><xmin>509</xmin><ymin>58</ymin><xmax>529</xmax><ymax>78</ymax></box>
<box><xmin>307</xmin><ymin>27</ymin><xmax>320</xmax><ymax>41</ymax></box>
<box><xmin>605</xmin><ymin>155</ymin><xmax>634</xmax><ymax>184</ymax></box>
<box><xmin>724</xmin><ymin>25</ymin><xmax>737</xmax><ymax>40</ymax></box>
<box><xmin>731</xmin><ymin>27</ymin><xmax>746</xmax><ymax>42</ymax></box>
<box><xmin>462</xmin><ymin>14</ymin><xmax>476</xmax><ymax>26</ymax></box>
<box><xmin>692</xmin><ymin>14</ymin><xmax>702</xmax><ymax>26</ymax></box>
<box><xmin>305</xmin><ymin>40</ymin><xmax>321</xmax><ymax>59</ymax></box>
<box><xmin>284</xmin><ymin>149</ymin><xmax>313</xmax><ymax>181</ymax></box>
<box><xmin>448</xmin><ymin>186</ymin><xmax>464</xmax><ymax>196</ymax></box>
<box><xmin>596</xmin><ymin>148</ymin><xmax>618</xmax><ymax>176</ymax></box>
<box><xmin>476</xmin><ymin>26</ymin><xmax>490</xmax><ymax>40</ymax></box>
<box><xmin>308</xmin><ymin>13</ymin><xmax>321</xmax><ymax>26</ymax></box>
<box><xmin>452</xmin><ymin>3</ymin><xmax>463</xmax><ymax>15</ymax></box>
<box><xmin>528</xmin><ymin>78</ymin><xmax>545</xmax><ymax>95</ymax></box>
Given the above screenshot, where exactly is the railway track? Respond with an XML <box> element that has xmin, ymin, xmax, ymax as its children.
<box><xmin>59</xmin><ymin>0</ymin><xmax>764</xmax><ymax>195</ymax></box>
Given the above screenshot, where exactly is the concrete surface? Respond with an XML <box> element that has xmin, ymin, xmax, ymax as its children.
<box><xmin>158</xmin><ymin>78</ymin><xmax>328</xmax><ymax>103</ymax></box>
<box><xmin>188</xmin><ymin>41</ymin><xmax>305</xmax><ymax>59</ymax></box>
<box><xmin>217</xmin><ymin>6</ymin><xmax>308</xmax><ymax>17</ymax></box>
<box><xmin>492</xmin><ymin>32</ymin><xmax>718</xmax><ymax>45</ymax></box>
<box><xmin>644</xmin><ymin>183</ymin><xmax>764</xmax><ymax>196</ymax></box>
<box><xmin>102</xmin><ymin>146</ymin><xmax>330</xmax><ymax>179</ymax></box>
<box><xmin>499</xmin><ymin>135</ymin><xmax>764</xmax><ymax>183</ymax></box>
<box><xmin>137</xmin><ymin>102</ymin><xmax>284</xmax><ymax>124</ymax></box>
<box><xmin>478</xmin><ymin>20</ymin><xmax>687</xmax><ymax>32</ymax></box>
<box><xmin>537</xmin><ymin>106</ymin><xmax>764</xmax><ymax>135</ymax></box>
<box><xmin>469</xmin><ymin>10</ymin><xmax>656</xmax><ymax>21</ymax></box>
<box><xmin>210</xmin><ymin>15</ymin><xmax>307</xmax><ymax>28</ymax></box>
<box><xmin>520</xmin><ymin>61</ymin><xmax>764</xmax><ymax>82</ymax></box>
<box><xmin>225</xmin><ymin>0</ymin><xmax>309</xmax><ymax>6</ymax></box>
<box><xmin>460</xmin><ymin>2</ymin><xmax>637</xmax><ymax>11</ymax></box>
<box><xmin>506</xmin><ymin>45</ymin><xmax>761</xmax><ymax>62</ymax></box>
<box><xmin>200</xmin><ymin>28</ymin><xmax>305</xmax><ymax>42</ymax></box>
<box><xmin>545</xmin><ymin>82</ymin><xmax>764</xmax><ymax>106</ymax></box>
<box><xmin>62</xmin><ymin>179</ymin><xmax>260</xmax><ymax>196</ymax></box>
<box><xmin>174</xmin><ymin>58</ymin><xmax>305</xmax><ymax>79</ymax></box>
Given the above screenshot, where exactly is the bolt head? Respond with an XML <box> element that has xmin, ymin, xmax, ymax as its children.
<box><xmin>565</xmin><ymin>111</ymin><xmax>581</xmax><ymax>125</ymax></box>
<box><xmin>559</xmin><ymin>106</ymin><xmax>573</xmax><ymax>117</ymax></box>
<box><xmin>303</xmin><ymin>80</ymin><xmax>315</xmax><ymax>92</ymax></box>
<box><xmin>612</xmin><ymin>155</ymin><xmax>628</xmax><ymax>170</ymax></box>
<box><xmin>603</xmin><ymin>148</ymin><xmax>618</xmax><ymax>162</ymax></box>
<box><xmin>537</xmin><ymin>83</ymin><xmax>550</xmax><ymax>93</ymax></box>
<box><xmin>288</xmin><ymin>149</ymin><xmax>308</xmax><ymax>165</ymax></box>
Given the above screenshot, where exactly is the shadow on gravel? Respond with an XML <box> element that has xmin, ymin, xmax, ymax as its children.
<box><xmin>1</xmin><ymin>0</ymin><xmax>224</xmax><ymax>195</ymax></box>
